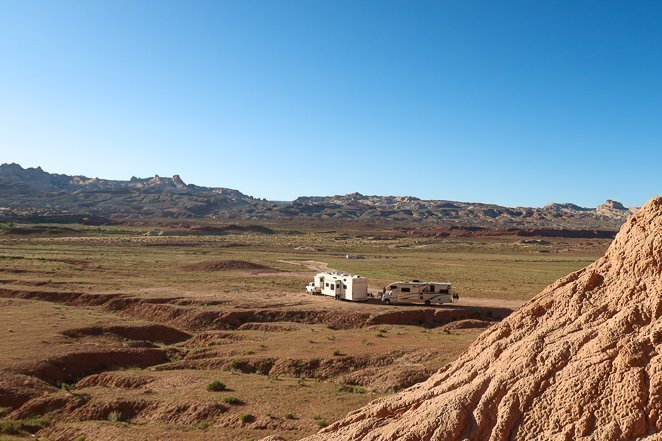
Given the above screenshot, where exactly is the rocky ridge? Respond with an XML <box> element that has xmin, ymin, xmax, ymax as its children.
<box><xmin>0</xmin><ymin>163</ymin><xmax>637</xmax><ymax>229</ymax></box>
<box><xmin>304</xmin><ymin>196</ymin><xmax>661</xmax><ymax>441</ymax></box>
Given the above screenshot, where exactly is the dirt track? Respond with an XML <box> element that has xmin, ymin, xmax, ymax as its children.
<box><xmin>277</xmin><ymin>259</ymin><xmax>335</xmax><ymax>273</ymax></box>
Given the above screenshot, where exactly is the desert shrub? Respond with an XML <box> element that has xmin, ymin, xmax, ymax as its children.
<box><xmin>239</xmin><ymin>413</ymin><xmax>255</xmax><ymax>423</ymax></box>
<box><xmin>313</xmin><ymin>415</ymin><xmax>328</xmax><ymax>428</ymax></box>
<box><xmin>73</xmin><ymin>436</ymin><xmax>86</xmax><ymax>441</ymax></box>
<box><xmin>107</xmin><ymin>410</ymin><xmax>123</xmax><ymax>423</ymax></box>
<box><xmin>59</xmin><ymin>382</ymin><xmax>77</xmax><ymax>392</ymax></box>
<box><xmin>193</xmin><ymin>421</ymin><xmax>209</xmax><ymax>430</ymax></box>
<box><xmin>206</xmin><ymin>380</ymin><xmax>226</xmax><ymax>392</ymax></box>
<box><xmin>284</xmin><ymin>412</ymin><xmax>295</xmax><ymax>420</ymax></box>
<box><xmin>24</xmin><ymin>417</ymin><xmax>49</xmax><ymax>429</ymax></box>
<box><xmin>337</xmin><ymin>383</ymin><xmax>367</xmax><ymax>394</ymax></box>
<box><xmin>167</xmin><ymin>352</ymin><xmax>183</xmax><ymax>362</ymax></box>
<box><xmin>230</xmin><ymin>359</ymin><xmax>241</xmax><ymax>370</ymax></box>
<box><xmin>222</xmin><ymin>396</ymin><xmax>243</xmax><ymax>405</ymax></box>
<box><xmin>332</xmin><ymin>349</ymin><xmax>341</xmax><ymax>356</ymax></box>
<box><xmin>0</xmin><ymin>421</ymin><xmax>21</xmax><ymax>435</ymax></box>
<box><xmin>0</xmin><ymin>407</ymin><xmax>10</xmax><ymax>418</ymax></box>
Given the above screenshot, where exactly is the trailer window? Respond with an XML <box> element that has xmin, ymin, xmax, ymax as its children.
<box><xmin>325</xmin><ymin>283</ymin><xmax>329</xmax><ymax>287</ymax></box>
<box><xmin>440</xmin><ymin>288</ymin><xmax>449</xmax><ymax>294</ymax></box>
<box><xmin>401</xmin><ymin>287</ymin><xmax>410</xmax><ymax>293</ymax></box>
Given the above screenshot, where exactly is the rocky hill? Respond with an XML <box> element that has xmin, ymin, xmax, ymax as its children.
<box><xmin>286</xmin><ymin>193</ymin><xmax>636</xmax><ymax>228</ymax></box>
<box><xmin>0</xmin><ymin>163</ymin><xmax>260</xmax><ymax>222</ymax></box>
<box><xmin>0</xmin><ymin>164</ymin><xmax>636</xmax><ymax>231</ymax></box>
<box><xmin>304</xmin><ymin>196</ymin><xmax>662</xmax><ymax>441</ymax></box>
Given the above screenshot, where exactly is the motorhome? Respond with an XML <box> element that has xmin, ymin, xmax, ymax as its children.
<box><xmin>381</xmin><ymin>280</ymin><xmax>454</xmax><ymax>305</ymax></box>
<box><xmin>306</xmin><ymin>271</ymin><xmax>368</xmax><ymax>301</ymax></box>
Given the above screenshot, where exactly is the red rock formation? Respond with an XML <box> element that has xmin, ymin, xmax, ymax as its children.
<box><xmin>306</xmin><ymin>196</ymin><xmax>661</xmax><ymax>441</ymax></box>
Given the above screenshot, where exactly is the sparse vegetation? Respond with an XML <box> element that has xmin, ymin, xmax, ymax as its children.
<box><xmin>107</xmin><ymin>410</ymin><xmax>123</xmax><ymax>423</ymax></box>
<box><xmin>285</xmin><ymin>412</ymin><xmax>296</xmax><ymax>420</ymax></box>
<box><xmin>193</xmin><ymin>421</ymin><xmax>209</xmax><ymax>430</ymax></box>
<box><xmin>223</xmin><ymin>396</ymin><xmax>243</xmax><ymax>405</ymax></box>
<box><xmin>313</xmin><ymin>415</ymin><xmax>328</xmax><ymax>428</ymax></box>
<box><xmin>24</xmin><ymin>417</ymin><xmax>49</xmax><ymax>429</ymax></box>
<box><xmin>58</xmin><ymin>382</ymin><xmax>77</xmax><ymax>392</ymax></box>
<box><xmin>206</xmin><ymin>380</ymin><xmax>227</xmax><ymax>392</ymax></box>
<box><xmin>337</xmin><ymin>383</ymin><xmax>367</xmax><ymax>394</ymax></box>
<box><xmin>239</xmin><ymin>413</ymin><xmax>255</xmax><ymax>423</ymax></box>
<box><xmin>332</xmin><ymin>349</ymin><xmax>342</xmax><ymax>356</ymax></box>
<box><xmin>166</xmin><ymin>351</ymin><xmax>184</xmax><ymax>362</ymax></box>
<box><xmin>0</xmin><ymin>421</ymin><xmax>21</xmax><ymax>435</ymax></box>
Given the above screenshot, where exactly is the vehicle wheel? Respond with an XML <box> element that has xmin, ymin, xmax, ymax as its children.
<box><xmin>424</xmin><ymin>300</ymin><xmax>431</xmax><ymax>306</ymax></box>
<box><xmin>384</xmin><ymin>299</ymin><xmax>391</xmax><ymax>304</ymax></box>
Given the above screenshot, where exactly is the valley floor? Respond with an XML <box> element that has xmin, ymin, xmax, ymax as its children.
<box><xmin>0</xmin><ymin>223</ymin><xmax>608</xmax><ymax>440</ymax></box>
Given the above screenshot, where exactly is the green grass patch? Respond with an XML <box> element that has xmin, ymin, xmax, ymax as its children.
<box><xmin>313</xmin><ymin>415</ymin><xmax>328</xmax><ymax>428</ymax></box>
<box><xmin>239</xmin><ymin>413</ymin><xmax>255</xmax><ymax>423</ymax></box>
<box><xmin>206</xmin><ymin>380</ymin><xmax>227</xmax><ymax>392</ymax></box>
<box><xmin>0</xmin><ymin>421</ymin><xmax>22</xmax><ymax>435</ymax></box>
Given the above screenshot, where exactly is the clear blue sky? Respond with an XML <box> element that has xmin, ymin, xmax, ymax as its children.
<box><xmin>0</xmin><ymin>0</ymin><xmax>660</xmax><ymax>207</ymax></box>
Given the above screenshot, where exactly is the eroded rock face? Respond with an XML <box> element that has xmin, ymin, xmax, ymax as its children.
<box><xmin>306</xmin><ymin>197</ymin><xmax>662</xmax><ymax>441</ymax></box>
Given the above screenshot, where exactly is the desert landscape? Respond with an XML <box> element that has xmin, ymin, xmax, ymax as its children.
<box><xmin>1</xmin><ymin>2</ymin><xmax>660</xmax><ymax>440</ymax></box>
<box><xmin>0</xmin><ymin>167</ymin><xmax>638</xmax><ymax>440</ymax></box>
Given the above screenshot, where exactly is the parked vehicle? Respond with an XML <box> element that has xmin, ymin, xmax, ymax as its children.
<box><xmin>381</xmin><ymin>280</ymin><xmax>456</xmax><ymax>305</ymax></box>
<box><xmin>306</xmin><ymin>271</ymin><xmax>368</xmax><ymax>301</ymax></box>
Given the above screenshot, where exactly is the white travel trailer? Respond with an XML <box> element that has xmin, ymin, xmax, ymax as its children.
<box><xmin>381</xmin><ymin>280</ymin><xmax>454</xmax><ymax>305</ymax></box>
<box><xmin>306</xmin><ymin>271</ymin><xmax>368</xmax><ymax>301</ymax></box>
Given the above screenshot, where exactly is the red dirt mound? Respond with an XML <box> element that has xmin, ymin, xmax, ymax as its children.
<box><xmin>61</xmin><ymin>324</ymin><xmax>191</xmax><ymax>344</ymax></box>
<box><xmin>306</xmin><ymin>196</ymin><xmax>661</xmax><ymax>441</ymax></box>
<box><xmin>0</xmin><ymin>372</ymin><xmax>55</xmax><ymax>408</ymax></box>
<box><xmin>181</xmin><ymin>259</ymin><xmax>274</xmax><ymax>272</ymax></box>
<box><xmin>237</xmin><ymin>322</ymin><xmax>301</xmax><ymax>332</ymax></box>
<box><xmin>76</xmin><ymin>372</ymin><xmax>154</xmax><ymax>389</ymax></box>
<box><xmin>438</xmin><ymin>318</ymin><xmax>494</xmax><ymax>332</ymax></box>
<box><xmin>22</xmin><ymin>348</ymin><xmax>168</xmax><ymax>384</ymax></box>
<box><xmin>8</xmin><ymin>393</ymin><xmax>89</xmax><ymax>419</ymax></box>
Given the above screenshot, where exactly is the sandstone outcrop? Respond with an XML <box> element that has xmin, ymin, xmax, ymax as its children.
<box><xmin>306</xmin><ymin>196</ymin><xmax>661</xmax><ymax>441</ymax></box>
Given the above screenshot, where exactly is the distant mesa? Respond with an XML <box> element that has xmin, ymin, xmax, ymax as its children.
<box><xmin>599</xmin><ymin>199</ymin><xmax>627</xmax><ymax>210</ymax></box>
